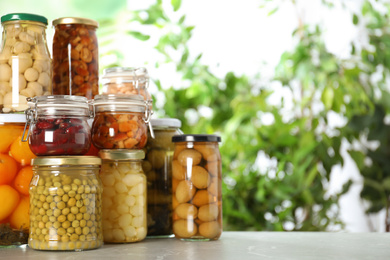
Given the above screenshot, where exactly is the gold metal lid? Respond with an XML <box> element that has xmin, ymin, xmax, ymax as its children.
<box><xmin>99</xmin><ymin>149</ymin><xmax>145</xmax><ymax>160</ymax></box>
<box><xmin>52</xmin><ymin>17</ymin><xmax>99</xmax><ymax>27</ymax></box>
<box><xmin>32</xmin><ymin>156</ymin><xmax>101</xmax><ymax>166</ymax></box>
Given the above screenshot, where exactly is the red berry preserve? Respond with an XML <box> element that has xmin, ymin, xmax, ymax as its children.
<box><xmin>23</xmin><ymin>95</ymin><xmax>92</xmax><ymax>155</ymax></box>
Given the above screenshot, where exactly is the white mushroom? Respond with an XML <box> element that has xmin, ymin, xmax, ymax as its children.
<box><xmin>19</xmin><ymin>32</ymin><xmax>35</xmax><ymax>45</ymax></box>
<box><xmin>9</xmin><ymin>74</ymin><xmax>27</xmax><ymax>90</ymax></box>
<box><xmin>37</xmin><ymin>71</ymin><xmax>50</xmax><ymax>88</ymax></box>
<box><xmin>0</xmin><ymin>82</ymin><xmax>11</xmax><ymax>96</ymax></box>
<box><xmin>5</xmin><ymin>38</ymin><xmax>17</xmax><ymax>47</ymax></box>
<box><xmin>13</xmin><ymin>41</ymin><xmax>31</xmax><ymax>54</ymax></box>
<box><xmin>0</xmin><ymin>46</ymin><xmax>12</xmax><ymax>62</ymax></box>
<box><xmin>20</xmin><ymin>87</ymin><xmax>35</xmax><ymax>97</ymax></box>
<box><xmin>0</xmin><ymin>64</ymin><xmax>11</xmax><ymax>81</ymax></box>
<box><xmin>24</xmin><ymin>67</ymin><xmax>39</xmax><ymax>82</ymax></box>
<box><xmin>9</xmin><ymin>53</ymin><xmax>33</xmax><ymax>73</ymax></box>
<box><xmin>6</xmin><ymin>26</ymin><xmax>21</xmax><ymax>37</ymax></box>
<box><xmin>3</xmin><ymin>92</ymin><xmax>28</xmax><ymax>111</ymax></box>
<box><xmin>27</xmin><ymin>81</ymin><xmax>43</xmax><ymax>96</ymax></box>
<box><xmin>27</xmin><ymin>25</ymin><xmax>43</xmax><ymax>35</ymax></box>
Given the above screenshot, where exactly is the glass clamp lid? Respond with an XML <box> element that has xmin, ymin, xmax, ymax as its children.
<box><xmin>92</xmin><ymin>94</ymin><xmax>154</xmax><ymax>138</ymax></box>
<box><xmin>22</xmin><ymin>95</ymin><xmax>93</xmax><ymax>142</ymax></box>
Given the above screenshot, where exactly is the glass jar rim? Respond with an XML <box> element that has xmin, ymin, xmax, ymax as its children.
<box><xmin>98</xmin><ymin>149</ymin><xmax>145</xmax><ymax>160</ymax></box>
<box><xmin>0</xmin><ymin>114</ymin><xmax>26</xmax><ymax>123</ymax></box>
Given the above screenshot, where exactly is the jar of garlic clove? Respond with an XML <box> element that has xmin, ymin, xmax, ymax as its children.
<box><xmin>0</xmin><ymin>13</ymin><xmax>52</xmax><ymax>113</ymax></box>
<box><xmin>99</xmin><ymin>149</ymin><xmax>147</xmax><ymax>243</ymax></box>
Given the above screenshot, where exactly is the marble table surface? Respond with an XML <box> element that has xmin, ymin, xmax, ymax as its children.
<box><xmin>0</xmin><ymin>231</ymin><xmax>389</xmax><ymax>259</ymax></box>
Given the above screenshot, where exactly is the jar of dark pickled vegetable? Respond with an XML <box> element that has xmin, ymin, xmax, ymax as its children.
<box><xmin>143</xmin><ymin>118</ymin><xmax>182</xmax><ymax>237</ymax></box>
<box><xmin>23</xmin><ymin>95</ymin><xmax>92</xmax><ymax>156</ymax></box>
<box><xmin>52</xmin><ymin>17</ymin><xmax>99</xmax><ymax>99</ymax></box>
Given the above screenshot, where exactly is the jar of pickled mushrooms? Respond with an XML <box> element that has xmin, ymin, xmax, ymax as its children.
<box><xmin>52</xmin><ymin>17</ymin><xmax>99</xmax><ymax>99</ymax></box>
<box><xmin>0</xmin><ymin>13</ymin><xmax>52</xmax><ymax>113</ymax></box>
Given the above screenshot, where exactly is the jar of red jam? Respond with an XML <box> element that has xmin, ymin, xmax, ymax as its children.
<box><xmin>52</xmin><ymin>17</ymin><xmax>99</xmax><ymax>99</ymax></box>
<box><xmin>91</xmin><ymin>94</ymin><xmax>152</xmax><ymax>150</ymax></box>
<box><xmin>23</xmin><ymin>95</ymin><xmax>92</xmax><ymax>155</ymax></box>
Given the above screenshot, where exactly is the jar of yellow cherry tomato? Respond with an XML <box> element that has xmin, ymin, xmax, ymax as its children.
<box><xmin>0</xmin><ymin>114</ymin><xmax>36</xmax><ymax>247</ymax></box>
<box><xmin>29</xmin><ymin>156</ymin><xmax>103</xmax><ymax>251</ymax></box>
<box><xmin>171</xmin><ymin>134</ymin><xmax>222</xmax><ymax>241</ymax></box>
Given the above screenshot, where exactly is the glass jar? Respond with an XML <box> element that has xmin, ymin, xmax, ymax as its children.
<box><xmin>143</xmin><ymin>118</ymin><xmax>182</xmax><ymax>237</ymax></box>
<box><xmin>23</xmin><ymin>95</ymin><xmax>92</xmax><ymax>156</ymax></box>
<box><xmin>29</xmin><ymin>156</ymin><xmax>102</xmax><ymax>251</ymax></box>
<box><xmin>171</xmin><ymin>134</ymin><xmax>222</xmax><ymax>241</ymax></box>
<box><xmin>101</xmin><ymin>67</ymin><xmax>151</xmax><ymax>103</ymax></box>
<box><xmin>91</xmin><ymin>94</ymin><xmax>152</xmax><ymax>150</ymax></box>
<box><xmin>52</xmin><ymin>17</ymin><xmax>99</xmax><ymax>99</ymax></box>
<box><xmin>99</xmin><ymin>149</ymin><xmax>147</xmax><ymax>243</ymax></box>
<box><xmin>0</xmin><ymin>114</ymin><xmax>35</xmax><ymax>247</ymax></box>
<box><xmin>0</xmin><ymin>13</ymin><xmax>52</xmax><ymax>113</ymax></box>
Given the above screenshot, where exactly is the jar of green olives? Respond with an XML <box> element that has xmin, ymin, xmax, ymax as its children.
<box><xmin>99</xmin><ymin>149</ymin><xmax>147</xmax><ymax>243</ymax></box>
<box><xmin>143</xmin><ymin>118</ymin><xmax>182</xmax><ymax>237</ymax></box>
<box><xmin>29</xmin><ymin>156</ymin><xmax>103</xmax><ymax>251</ymax></box>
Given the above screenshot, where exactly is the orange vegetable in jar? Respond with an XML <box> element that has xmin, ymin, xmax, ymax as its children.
<box><xmin>9</xmin><ymin>196</ymin><xmax>29</xmax><ymax>229</ymax></box>
<box><xmin>13</xmin><ymin>166</ymin><xmax>33</xmax><ymax>196</ymax></box>
<box><xmin>9</xmin><ymin>134</ymin><xmax>36</xmax><ymax>166</ymax></box>
<box><xmin>0</xmin><ymin>185</ymin><xmax>20</xmax><ymax>221</ymax></box>
<box><xmin>0</xmin><ymin>153</ymin><xmax>18</xmax><ymax>185</ymax></box>
<box><xmin>0</xmin><ymin>125</ymin><xmax>24</xmax><ymax>153</ymax></box>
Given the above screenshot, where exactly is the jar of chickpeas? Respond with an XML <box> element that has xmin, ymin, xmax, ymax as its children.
<box><xmin>171</xmin><ymin>134</ymin><xmax>222</xmax><ymax>241</ymax></box>
<box><xmin>29</xmin><ymin>156</ymin><xmax>103</xmax><ymax>251</ymax></box>
<box><xmin>99</xmin><ymin>149</ymin><xmax>147</xmax><ymax>243</ymax></box>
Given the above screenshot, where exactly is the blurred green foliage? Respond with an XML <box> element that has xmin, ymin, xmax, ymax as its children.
<box><xmin>100</xmin><ymin>0</ymin><xmax>390</xmax><ymax>231</ymax></box>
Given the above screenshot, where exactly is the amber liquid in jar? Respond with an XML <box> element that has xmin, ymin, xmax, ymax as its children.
<box><xmin>172</xmin><ymin>135</ymin><xmax>222</xmax><ymax>241</ymax></box>
<box><xmin>92</xmin><ymin>112</ymin><xmax>147</xmax><ymax>150</ymax></box>
<box><xmin>52</xmin><ymin>18</ymin><xmax>99</xmax><ymax>99</ymax></box>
